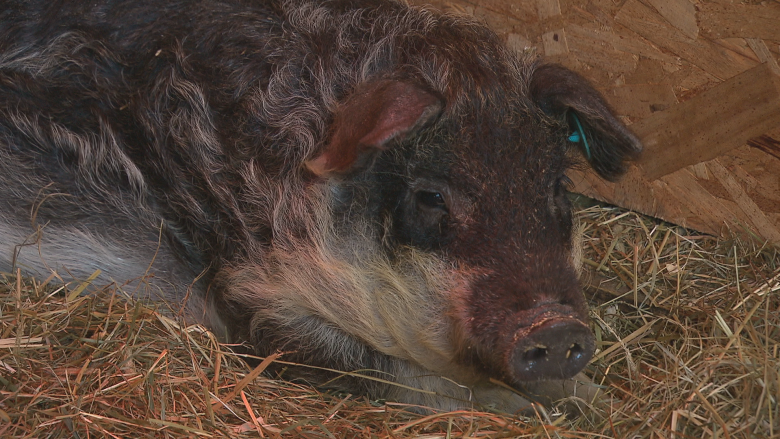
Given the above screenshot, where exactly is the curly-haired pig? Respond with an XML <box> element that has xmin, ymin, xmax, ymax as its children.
<box><xmin>0</xmin><ymin>0</ymin><xmax>641</xmax><ymax>413</ymax></box>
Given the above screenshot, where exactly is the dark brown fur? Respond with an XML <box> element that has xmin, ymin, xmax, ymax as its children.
<box><xmin>0</xmin><ymin>0</ymin><xmax>640</xmax><ymax>412</ymax></box>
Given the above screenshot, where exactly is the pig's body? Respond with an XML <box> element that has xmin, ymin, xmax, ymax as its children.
<box><xmin>0</xmin><ymin>0</ymin><xmax>640</xmax><ymax>412</ymax></box>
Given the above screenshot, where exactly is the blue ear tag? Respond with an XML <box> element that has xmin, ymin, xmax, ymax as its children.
<box><xmin>568</xmin><ymin>113</ymin><xmax>591</xmax><ymax>160</ymax></box>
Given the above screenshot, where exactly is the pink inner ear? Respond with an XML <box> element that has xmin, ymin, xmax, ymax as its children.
<box><xmin>358</xmin><ymin>82</ymin><xmax>442</xmax><ymax>147</ymax></box>
<box><xmin>306</xmin><ymin>80</ymin><xmax>442</xmax><ymax>176</ymax></box>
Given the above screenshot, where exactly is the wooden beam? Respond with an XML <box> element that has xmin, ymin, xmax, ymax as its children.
<box><xmin>602</xmin><ymin>84</ymin><xmax>677</xmax><ymax>120</ymax></box>
<box><xmin>632</xmin><ymin>63</ymin><xmax>780</xmax><ymax>181</ymax></box>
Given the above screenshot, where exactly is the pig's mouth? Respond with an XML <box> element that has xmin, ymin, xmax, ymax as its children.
<box><xmin>507</xmin><ymin>308</ymin><xmax>595</xmax><ymax>382</ymax></box>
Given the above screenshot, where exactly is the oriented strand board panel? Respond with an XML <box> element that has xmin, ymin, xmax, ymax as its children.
<box><xmin>413</xmin><ymin>0</ymin><xmax>780</xmax><ymax>245</ymax></box>
<box><xmin>697</xmin><ymin>3</ymin><xmax>780</xmax><ymax>41</ymax></box>
<box><xmin>614</xmin><ymin>0</ymin><xmax>756</xmax><ymax>81</ymax></box>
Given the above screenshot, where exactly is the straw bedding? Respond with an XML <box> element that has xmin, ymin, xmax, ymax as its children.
<box><xmin>1</xmin><ymin>201</ymin><xmax>777</xmax><ymax>438</ymax></box>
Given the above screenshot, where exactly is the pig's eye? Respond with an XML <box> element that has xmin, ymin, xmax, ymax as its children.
<box><xmin>416</xmin><ymin>190</ymin><xmax>448</xmax><ymax>211</ymax></box>
<box><xmin>394</xmin><ymin>185</ymin><xmax>450</xmax><ymax>249</ymax></box>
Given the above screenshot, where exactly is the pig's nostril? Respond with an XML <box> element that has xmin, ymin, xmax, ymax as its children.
<box><xmin>568</xmin><ymin>343</ymin><xmax>585</xmax><ymax>361</ymax></box>
<box><xmin>520</xmin><ymin>345</ymin><xmax>549</xmax><ymax>371</ymax></box>
<box><xmin>510</xmin><ymin>318</ymin><xmax>595</xmax><ymax>382</ymax></box>
<box><xmin>524</xmin><ymin>346</ymin><xmax>547</xmax><ymax>363</ymax></box>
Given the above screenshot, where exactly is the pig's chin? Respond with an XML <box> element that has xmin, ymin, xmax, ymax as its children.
<box><xmin>222</xmin><ymin>219</ymin><xmax>468</xmax><ymax>373</ymax></box>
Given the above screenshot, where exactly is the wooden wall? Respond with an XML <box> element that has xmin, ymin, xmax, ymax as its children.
<box><xmin>411</xmin><ymin>0</ymin><xmax>780</xmax><ymax>245</ymax></box>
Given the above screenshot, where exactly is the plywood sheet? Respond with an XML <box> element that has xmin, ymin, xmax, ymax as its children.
<box><xmin>413</xmin><ymin>0</ymin><xmax>780</xmax><ymax>245</ymax></box>
<box><xmin>615</xmin><ymin>0</ymin><xmax>757</xmax><ymax>81</ymax></box>
<box><xmin>698</xmin><ymin>3</ymin><xmax>780</xmax><ymax>41</ymax></box>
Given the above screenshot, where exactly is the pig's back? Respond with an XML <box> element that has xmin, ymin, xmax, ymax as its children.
<box><xmin>0</xmin><ymin>0</ymin><xmax>287</xmax><ymax>306</ymax></box>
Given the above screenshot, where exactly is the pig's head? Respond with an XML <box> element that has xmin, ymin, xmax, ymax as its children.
<box><xmin>299</xmin><ymin>63</ymin><xmax>641</xmax><ymax>394</ymax></box>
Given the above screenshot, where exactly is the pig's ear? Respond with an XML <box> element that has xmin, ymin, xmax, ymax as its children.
<box><xmin>305</xmin><ymin>80</ymin><xmax>443</xmax><ymax>177</ymax></box>
<box><xmin>529</xmin><ymin>64</ymin><xmax>642</xmax><ymax>181</ymax></box>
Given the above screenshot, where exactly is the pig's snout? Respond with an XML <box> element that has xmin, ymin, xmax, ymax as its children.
<box><xmin>510</xmin><ymin>316</ymin><xmax>595</xmax><ymax>382</ymax></box>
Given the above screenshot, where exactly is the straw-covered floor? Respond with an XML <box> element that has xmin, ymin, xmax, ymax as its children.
<box><xmin>1</xmin><ymin>202</ymin><xmax>778</xmax><ymax>438</ymax></box>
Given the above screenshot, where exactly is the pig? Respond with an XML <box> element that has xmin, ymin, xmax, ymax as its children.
<box><xmin>0</xmin><ymin>0</ymin><xmax>641</xmax><ymax>413</ymax></box>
